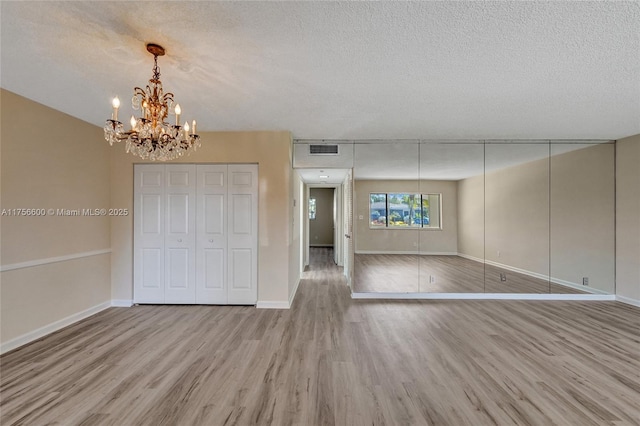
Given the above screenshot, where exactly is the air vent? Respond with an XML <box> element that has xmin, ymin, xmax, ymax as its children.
<box><xmin>310</xmin><ymin>144</ymin><xmax>339</xmax><ymax>155</ymax></box>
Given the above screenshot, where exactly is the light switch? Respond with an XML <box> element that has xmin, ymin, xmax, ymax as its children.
<box><xmin>359</xmin><ymin>215</ymin><xmax>363</xmax><ymax>220</ymax></box>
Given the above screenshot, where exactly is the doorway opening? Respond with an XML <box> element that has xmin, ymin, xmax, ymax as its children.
<box><xmin>309</xmin><ymin>187</ymin><xmax>335</xmax><ymax>252</ymax></box>
<box><xmin>296</xmin><ymin>168</ymin><xmax>352</xmax><ymax>285</ymax></box>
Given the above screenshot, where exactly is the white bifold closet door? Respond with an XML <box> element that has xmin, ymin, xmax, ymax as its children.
<box><xmin>134</xmin><ymin>164</ymin><xmax>257</xmax><ymax>305</ymax></box>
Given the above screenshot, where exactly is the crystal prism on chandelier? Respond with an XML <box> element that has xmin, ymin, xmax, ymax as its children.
<box><xmin>104</xmin><ymin>43</ymin><xmax>200</xmax><ymax>161</ymax></box>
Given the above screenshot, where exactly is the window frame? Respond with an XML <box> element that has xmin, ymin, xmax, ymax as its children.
<box><xmin>368</xmin><ymin>192</ymin><xmax>442</xmax><ymax>230</ymax></box>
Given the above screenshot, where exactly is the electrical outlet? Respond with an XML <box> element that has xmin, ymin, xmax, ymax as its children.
<box><xmin>430</xmin><ymin>275</ymin><xmax>436</xmax><ymax>283</ymax></box>
<box><xmin>497</xmin><ymin>250</ymin><xmax>501</xmax><ymax>257</ymax></box>
<box><xmin>583</xmin><ymin>277</ymin><xmax>589</xmax><ymax>286</ymax></box>
<box><xmin>359</xmin><ymin>215</ymin><xmax>363</xmax><ymax>220</ymax></box>
<box><xmin>500</xmin><ymin>273</ymin><xmax>507</xmax><ymax>282</ymax></box>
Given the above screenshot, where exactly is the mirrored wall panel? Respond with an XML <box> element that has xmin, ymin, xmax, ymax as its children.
<box><xmin>484</xmin><ymin>142</ymin><xmax>550</xmax><ymax>293</ymax></box>
<box><xmin>353</xmin><ymin>142</ymin><xmax>420</xmax><ymax>293</ymax></box>
<box><xmin>349</xmin><ymin>140</ymin><xmax>615</xmax><ymax>296</ymax></box>
<box><xmin>419</xmin><ymin>143</ymin><xmax>485</xmax><ymax>292</ymax></box>
<box><xmin>550</xmin><ymin>142</ymin><xmax>615</xmax><ymax>294</ymax></box>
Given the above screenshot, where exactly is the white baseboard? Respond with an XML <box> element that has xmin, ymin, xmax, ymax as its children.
<box><xmin>288</xmin><ymin>278</ymin><xmax>301</xmax><ymax>308</ymax></box>
<box><xmin>356</xmin><ymin>250</ymin><xmax>458</xmax><ymax>255</ymax></box>
<box><xmin>0</xmin><ymin>301</ymin><xmax>112</xmax><ymax>355</ymax></box>
<box><xmin>616</xmin><ymin>295</ymin><xmax>640</xmax><ymax>307</ymax></box>
<box><xmin>111</xmin><ymin>299</ymin><xmax>133</xmax><ymax>307</ymax></box>
<box><xmin>351</xmin><ymin>292</ymin><xmax>616</xmax><ymax>301</ymax></box>
<box><xmin>256</xmin><ymin>300</ymin><xmax>290</xmax><ymax>309</ymax></box>
<box><xmin>458</xmin><ymin>253</ymin><xmax>611</xmax><ymax>295</ymax></box>
<box><xmin>457</xmin><ymin>253</ymin><xmax>484</xmax><ymax>263</ymax></box>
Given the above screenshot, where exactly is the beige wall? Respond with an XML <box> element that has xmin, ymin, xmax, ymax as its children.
<box><xmin>354</xmin><ymin>180</ymin><xmax>458</xmax><ymax>254</ymax></box>
<box><xmin>1</xmin><ymin>90</ymin><xmax>111</xmax><ymax>346</ymax></box>
<box><xmin>616</xmin><ymin>135</ymin><xmax>640</xmax><ymax>302</ymax></box>
<box><xmin>485</xmin><ymin>155</ymin><xmax>550</xmax><ymax>276</ymax></box>
<box><xmin>457</xmin><ymin>144</ymin><xmax>616</xmax><ymax>293</ymax></box>
<box><xmin>110</xmin><ymin>130</ymin><xmax>295</xmax><ymax>305</ymax></box>
<box><xmin>309</xmin><ymin>188</ymin><xmax>334</xmax><ymax>246</ymax></box>
<box><xmin>456</xmin><ymin>174</ymin><xmax>484</xmax><ymax>259</ymax></box>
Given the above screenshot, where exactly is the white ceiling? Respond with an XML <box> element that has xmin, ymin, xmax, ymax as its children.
<box><xmin>1</xmin><ymin>1</ymin><xmax>639</xmax><ymax>140</ymax></box>
<box><xmin>297</xmin><ymin>168</ymin><xmax>349</xmax><ymax>186</ymax></box>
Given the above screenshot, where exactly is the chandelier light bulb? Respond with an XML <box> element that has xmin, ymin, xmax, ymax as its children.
<box><xmin>130</xmin><ymin>115</ymin><xmax>136</xmax><ymax>130</ymax></box>
<box><xmin>175</xmin><ymin>103</ymin><xmax>181</xmax><ymax>126</ymax></box>
<box><xmin>111</xmin><ymin>96</ymin><xmax>120</xmax><ymax>121</ymax></box>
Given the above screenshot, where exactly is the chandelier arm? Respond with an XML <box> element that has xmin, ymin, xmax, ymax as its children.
<box><xmin>163</xmin><ymin>93</ymin><xmax>175</xmax><ymax>103</ymax></box>
<box><xmin>133</xmin><ymin>87</ymin><xmax>146</xmax><ymax>96</ymax></box>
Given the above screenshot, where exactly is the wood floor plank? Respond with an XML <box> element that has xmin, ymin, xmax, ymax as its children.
<box><xmin>1</xmin><ymin>248</ymin><xmax>639</xmax><ymax>425</ymax></box>
<box><xmin>354</xmin><ymin>253</ymin><xmax>588</xmax><ymax>294</ymax></box>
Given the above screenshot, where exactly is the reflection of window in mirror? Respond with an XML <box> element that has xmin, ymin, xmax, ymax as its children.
<box><xmin>309</xmin><ymin>198</ymin><xmax>316</xmax><ymax>220</ymax></box>
<box><xmin>422</xmin><ymin>194</ymin><xmax>441</xmax><ymax>229</ymax></box>
<box><xmin>388</xmin><ymin>193</ymin><xmax>421</xmax><ymax>228</ymax></box>
<box><xmin>369</xmin><ymin>193</ymin><xmax>387</xmax><ymax>227</ymax></box>
<box><xmin>369</xmin><ymin>192</ymin><xmax>441</xmax><ymax>229</ymax></box>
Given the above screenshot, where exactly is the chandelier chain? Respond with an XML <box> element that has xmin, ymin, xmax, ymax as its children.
<box><xmin>152</xmin><ymin>54</ymin><xmax>161</xmax><ymax>81</ymax></box>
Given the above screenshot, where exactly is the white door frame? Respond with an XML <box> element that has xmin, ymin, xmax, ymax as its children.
<box><xmin>304</xmin><ymin>183</ymin><xmax>345</xmax><ymax>265</ymax></box>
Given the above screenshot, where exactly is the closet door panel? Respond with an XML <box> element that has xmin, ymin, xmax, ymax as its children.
<box><xmin>227</xmin><ymin>164</ymin><xmax>258</xmax><ymax>305</ymax></box>
<box><xmin>230</xmin><ymin>248</ymin><xmax>252</xmax><ymax>289</ymax></box>
<box><xmin>135</xmin><ymin>164</ymin><xmax>257</xmax><ymax>306</ymax></box>
<box><xmin>134</xmin><ymin>165</ymin><xmax>165</xmax><ymax>303</ymax></box>
<box><xmin>196</xmin><ymin>165</ymin><xmax>228</xmax><ymax>304</ymax></box>
<box><xmin>164</xmin><ymin>165</ymin><xmax>196</xmax><ymax>303</ymax></box>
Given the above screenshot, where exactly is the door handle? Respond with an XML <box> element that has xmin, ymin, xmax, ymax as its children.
<box><xmin>344</xmin><ymin>234</ymin><xmax>351</xmax><ymax>239</ymax></box>
<box><xmin>178</xmin><ymin>239</ymin><xmax>182</xmax><ymax>242</ymax></box>
<box><xmin>209</xmin><ymin>239</ymin><xmax>214</xmax><ymax>243</ymax></box>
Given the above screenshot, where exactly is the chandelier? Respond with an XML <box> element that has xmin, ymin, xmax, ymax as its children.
<box><xmin>104</xmin><ymin>43</ymin><xmax>200</xmax><ymax>161</ymax></box>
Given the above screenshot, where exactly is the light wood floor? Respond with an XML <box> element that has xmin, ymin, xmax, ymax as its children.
<box><xmin>354</xmin><ymin>254</ymin><xmax>587</xmax><ymax>294</ymax></box>
<box><xmin>2</xmin><ymin>248</ymin><xmax>639</xmax><ymax>425</ymax></box>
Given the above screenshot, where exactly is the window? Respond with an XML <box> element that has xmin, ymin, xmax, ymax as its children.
<box><xmin>369</xmin><ymin>193</ymin><xmax>441</xmax><ymax>229</ymax></box>
<box><xmin>309</xmin><ymin>198</ymin><xmax>316</xmax><ymax>220</ymax></box>
<box><xmin>369</xmin><ymin>193</ymin><xmax>386</xmax><ymax>227</ymax></box>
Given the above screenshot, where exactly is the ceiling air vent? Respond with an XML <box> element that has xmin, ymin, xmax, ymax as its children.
<box><xmin>309</xmin><ymin>144</ymin><xmax>339</xmax><ymax>155</ymax></box>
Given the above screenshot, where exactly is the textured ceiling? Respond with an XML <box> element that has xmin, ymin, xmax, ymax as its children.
<box><xmin>1</xmin><ymin>1</ymin><xmax>639</xmax><ymax>140</ymax></box>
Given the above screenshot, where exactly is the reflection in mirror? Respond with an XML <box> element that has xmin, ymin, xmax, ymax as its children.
<box><xmin>550</xmin><ymin>142</ymin><xmax>615</xmax><ymax>294</ymax></box>
<box><xmin>351</xmin><ymin>140</ymin><xmax>616</xmax><ymax>296</ymax></box>
<box><xmin>419</xmin><ymin>143</ymin><xmax>485</xmax><ymax>292</ymax></box>
<box><xmin>353</xmin><ymin>142</ymin><xmax>420</xmax><ymax>293</ymax></box>
<box><xmin>484</xmin><ymin>143</ymin><xmax>550</xmax><ymax>293</ymax></box>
